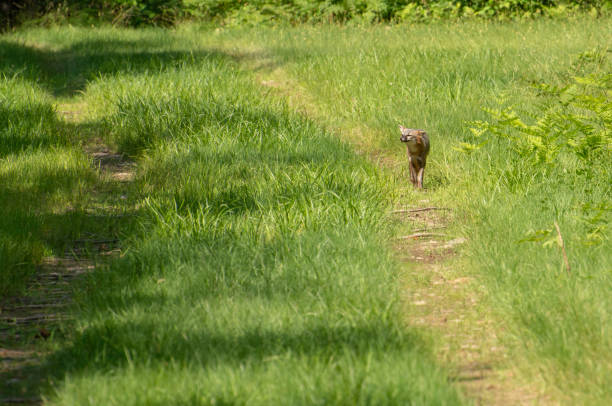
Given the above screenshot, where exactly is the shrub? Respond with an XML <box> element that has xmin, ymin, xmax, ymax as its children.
<box><xmin>468</xmin><ymin>49</ymin><xmax>611</xmax><ymax>246</ymax></box>
<box><xmin>471</xmin><ymin>49</ymin><xmax>610</xmax><ymax>174</ymax></box>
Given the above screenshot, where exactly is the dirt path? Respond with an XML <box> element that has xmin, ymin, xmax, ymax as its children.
<box><xmin>392</xmin><ymin>205</ymin><xmax>550</xmax><ymax>405</ymax></box>
<box><xmin>0</xmin><ymin>106</ymin><xmax>134</xmax><ymax>405</ymax></box>
<box><xmin>246</xmin><ymin>55</ymin><xmax>552</xmax><ymax>404</ymax></box>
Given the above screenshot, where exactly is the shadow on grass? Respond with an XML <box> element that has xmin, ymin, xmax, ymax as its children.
<box><xmin>0</xmin><ymin>114</ymin><xmax>141</xmax><ymax>400</ymax></box>
<box><xmin>0</xmin><ymin>104</ymin><xmax>63</xmax><ymax>156</ymax></box>
<box><xmin>45</xmin><ymin>319</ymin><xmax>418</xmax><ymax>373</ymax></box>
<box><xmin>0</xmin><ymin>157</ymin><xmax>140</xmax><ymax>289</ymax></box>
<box><xmin>0</xmin><ymin>104</ymin><xmax>143</xmax><ymax>295</ymax></box>
<box><xmin>0</xmin><ymin>37</ymin><xmax>274</xmax><ymax>98</ymax></box>
<box><xmin>0</xmin><ymin>27</ymin><xmax>282</xmax><ymax>292</ymax></box>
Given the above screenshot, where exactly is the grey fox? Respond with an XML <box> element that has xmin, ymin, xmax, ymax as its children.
<box><xmin>399</xmin><ymin>125</ymin><xmax>430</xmax><ymax>189</ymax></box>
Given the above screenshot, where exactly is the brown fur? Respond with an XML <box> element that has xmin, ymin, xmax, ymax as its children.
<box><xmin>399</xmin><ymin>125</ymin><xmax>430</xmax><ymax>189</ymax></box>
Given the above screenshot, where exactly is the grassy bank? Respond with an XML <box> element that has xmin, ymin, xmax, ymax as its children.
<box><xmin>203</xmin><ymin>18</ymin><xmax>611</xmax><ymax>403</ymax></box>
<box><xmin>1</xmin><ymin>27</ymin><xmax>463</xmax><ymax>404</ymax></box>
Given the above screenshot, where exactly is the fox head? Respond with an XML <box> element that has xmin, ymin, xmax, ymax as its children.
<box><xmin>399</xmin><ymin>125</ymin><xmax>427</xmax><ymax>144</ymax></box>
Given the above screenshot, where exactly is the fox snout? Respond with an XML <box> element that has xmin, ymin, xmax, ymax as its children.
<box><xmin>399</xmin><ymin>126</ymin><xmax>426</xmax><ymax>143</ymax></box>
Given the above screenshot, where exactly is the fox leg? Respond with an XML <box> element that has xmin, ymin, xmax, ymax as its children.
<box><xmin>408</xmin><ymin>159</ymin><xmax>418</xmax><ymax>187</ymax></box>
<box><xmin>417</xmin><ymin>165</ymin><xmax>425</xmax><ymax>189</ymax></box>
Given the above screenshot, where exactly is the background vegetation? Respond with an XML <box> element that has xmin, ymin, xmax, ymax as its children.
<box><xmin>1</xmin><ymin>0</ymin><xmax>610</xmax><ymax>29</ymax></box>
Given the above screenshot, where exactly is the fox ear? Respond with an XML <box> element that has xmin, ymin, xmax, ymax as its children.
<box><xmin>399</xmin><ymin>125</ymin><xmax>405</xmax><ymax>131</ymax></box>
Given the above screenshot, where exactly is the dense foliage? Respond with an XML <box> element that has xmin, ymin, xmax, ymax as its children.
<box><xmin>470</xmin><ymin>49</ymin><xmax>611</xmax><ymax>247</ymax></box>
<box><xmin>1</xmin><ymin>0</ymin><xmax>609</xmax><ymax>28</ymax></box>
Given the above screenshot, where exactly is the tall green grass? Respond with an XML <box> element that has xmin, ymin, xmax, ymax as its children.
<box><xmin>207</xmin><ymin>18</ymin><xmax>611</xmax><ymax>403</ymax></box>
<box><xmin>0</xmin><ymin>71</ymin><xmax>98</xmax><ymax>294</ymax></box>
<box><xmin>1</xmin><ymin>27</ymin><xmax>464</xmax><ymax>404</ymax></box>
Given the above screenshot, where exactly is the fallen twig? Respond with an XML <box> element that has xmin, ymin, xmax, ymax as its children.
<box><xmin>4</xmin><ymin>304</ymin><xmax>68</xmax><ymax>310</ymax></box>
<box><xmin>1</xmin><ymin>314</ymin><xmax>67</xmax><ymax>323</ymax></box>
<box><xmin>554</xmin><ymin>221</ymin><xmax>571</xmax><ymax>275</ymax></box>
<box><xmin>396</xmin><ymin>233</ymin><xmax>449</xmax><ymax>239</ymax></box>
<box><xmin>411</xmin><ymin>226</ymin><xmax>447</xmax><ymax>233</ymax></box>
<box><xmin>391</xmin><ymin>207</ymin><xmax>451</xmax><ymax>214</ymax></box>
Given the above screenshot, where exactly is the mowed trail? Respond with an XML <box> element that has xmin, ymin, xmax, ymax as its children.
<box><xmin>232</xmin><ymin>51</ymin><xmax>554</xmax><ymax>404</ymax></box>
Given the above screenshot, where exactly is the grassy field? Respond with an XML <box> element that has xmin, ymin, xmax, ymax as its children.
<box><xmin>205</xmin><ymin>19</ymin><xmax>611</xmax><ymax>403</ymax></box>
<box><xmin>1</xmin><ymin>17</ymin><xmax>610</xmax><ymax>405</ymax></box>
<box><xmin>1</xmin><ymin>27</ymin><xmax>463</xmax><ymax>405</ymax></box>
